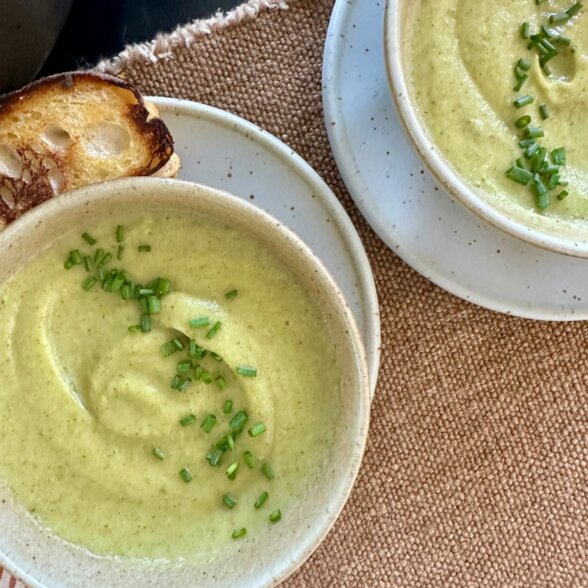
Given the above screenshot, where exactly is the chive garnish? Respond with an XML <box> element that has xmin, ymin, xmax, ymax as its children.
<box><xmin>514</xmin><ymin>95</ymin><xmax>534</xmax><ymax>108</ymax></box>
<box><xmin>177</xmin><ymin>359</ymin><xmax>193</xmax><ymax>374</ymax></box>
<box><xmin>115</xmin><ymin>225</ymin><xmax>124</xmax><ymax>243</ymax></box>
<box><xmin>505</xmin><ymin>166</ymin><xmax>533</xmax><ymax>186</ymax></box>
<box><xmin>147</xmin><ymin>295</ymin><xmax>160</xmax><ymax>314</ymax></box>
<box><xmin>567</xmin><ymin>2</ymin><xmax>583</xmax><ymax>17</ymax></box>
<box><xmin>82</xmin><ymin>232</ymin><xmax>96</xmax><ymax>245</ymax></box>
<box><xmin>551</xmin><ymin>147</ymin><xmax>566</xmax><ymax>166</ymax></box>
<box><xmin>152</xmin><ymin>447</ymin><xmax>165</xmax><ymax>460</ymax></box>
<box><xmin>550</xmin><ymin>11</ymin><xmax>570</xmax><ymax>23</ymax></box>
<box><xmin>189</xmin><ymin>316</ymin><xmax>210</xmax><ymax>328</ymax></box>
<box><xmin>110</xmin><ymin>272</ymin><xmax>125</xmax><ymax>292</ymax></box>
<box><xmin>227</xmin><ymin>434</ymin><xmax>235</xmax><ymax>451</ymax></box>
<box><xmin>180</xmin><ymin>414</ymin><xmax>197</xmax><ymax>427</ymax></box>
<box><xmin>99</xmin><ymin>252</ymin><xmax>112</xmax><ymax>267</ymax></box>
<box><xmin>206</xmin><ymin>321</ymin><xmax>222</xmax><ymax>339</ymax></box>
<box><xmin>269</xmin><ymin>509</ymin><xmax>282</xmax><ymax>523</ymax></box>
<box><xmin>82</xmin><ymin>276</ymin><xmax>98</xmax><ymax>291</ymax></box>
<box><xmin>248</xmin><ymin>423</ymin><xmax>266</xmax><ymax>438</ymax></box>
<box><xmin>515</xmin><ymin>115</ymin><xmax>531</xmax><ymax>128</ymax></box>
<box><xmin>201</xmin><ymin>413</ymin><xmax>217</xmax><ymax>433</ymax></box>
<box><xmin>225</xmin><ymin>289</ymin><xmax>238</xmax><ymax>299</ymax></box>
<box><xmin>254</xmin><ymin>491</ymin><xmax>269</xmax><ymax>509</ymax></box>
<box><xmin>117</xmin><ymin>244</ymin><xmax>125</xmax><ymax>261</ymax></box>
<box><xmin>236</xmin><ymin>365</ymin><xmax>257</xmax><ymax>377</ymax></box>
<box><xmin>226</xmin><ymin>460</ymin><xmax>239</xmax><ymax>480</ymax></box>
<box><xmin>171</xmin><ymin>375</ymin><xmax>182</xmax><ymax>389</ymax></box>
<box><xmin>83</xmin><ymin>256</ymin><xmax>92</xmax><ymax>272</ymax></box>
<box><xmin>64</xmin><ymin>256</ymin><xmax>74</xmax><ymax>270</ymax></box>
<box><xmin>525</xmin><ymin>126</ymin><xmax>544</xmax><ymax>139</ymax></box>
<box><xmin>243</xmin><ymin>450</ymin><xmax>257</xmax><ymax>469</ymax></box>
<box><xmin>521</xmin><ymin>22</ymin><xmax>530</xmax><ymax>39</ymax></box>
<box><xmin>210</xmin><ymin>351</ymin><xmax>223</xmax><ymax>363</ymax></box>
<box><xmin>223</xmin><ymin>494</ymin><xmax>237</xmax><ymax>509</ymax></box>
<box><xmin>140</xmin><ymin>314</ymin><xmax>151</xmax><ymax>332</ymax></box>
<box><xmin>70</xmin><ymin>250</ymin><xmax>83</xmax><ymax>265</ymax></box>
<box><xmin>262</xmin><ymin>463</ymin><xmax>275</xmax><ymax>480</ymax></box>
<box><xmin>230</xmin><ymin>410</ymin><xmax>248</xmax><ymax>433</ymax></box>
<box><xmin>173</xmin><ymin>338</ymin><xmax>185</xmax><ymax>351</ymax></box>
<box><xmin>232</xmin><ymin>528</ymin><xmax>247</xmax><ymax>539</ymax></box>
<box><xmin>138</xmin><ymin>244</ymin><xmax>151</xmax><ymax>252</ymax></box>
<box><xmin>179</xmin><ymin>468</ymin><xmax>193</xmax><ymax>483</ymax></box>
<box><xmin>121</xmin><ymin>284</ymin><xmax>133</xmax><ymax>300</ymax></box>
<box><xmin>128</xmin><ymin>324</ymin><xmax>141</xmax><ymax>333</ymax></box>
<box><xmin>557</xmin><ymin>190</ymin><xmax>569</xmax><ymax>200</ymax></box>
<box><xmin>223</xmin><ymin>400</ymin><xmax>233</xmax><ymax>414</ymax></box>
<box><xmin>188</xmin><ymin>340</ymin><xmax>206</xmax><ymax>358</ymax></box>
<box><xmin>216</xmin><ymin>376</ymin><xmax>228</xmax><ymax>391</ymax></box>
<box><xmin>539</xmin><ymin>104</ymin><xmax>550</xmax><ymax>120</ymax></box>
<box><xmin>513</xmin><ymin>75</ymin><xmax>528</xmax><ymax>92</ymax></box>
<box><xmin>532</xmin><ymin>174</ymin><xmax>550</xmax><ymax>209</ymax></box>
<box><xmin>207</xmin><ymin>448</ymin><xmax>223</xmax><ymax>466</ymax></box>
<box><xmin>179</xmin><ymin>377</ymin><xmax>192</xmax><ymax>392</ymax></box>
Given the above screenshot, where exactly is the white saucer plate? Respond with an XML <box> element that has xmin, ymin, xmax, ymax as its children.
<box><xmin>151</xmin><ymin>98</ymin><xmax>381</xmax><ymax>393</ymax></box>
<box><xmin>323</xmin><ymin>0</ymin><xmax>588</xmax><ymax>320</ymax></box>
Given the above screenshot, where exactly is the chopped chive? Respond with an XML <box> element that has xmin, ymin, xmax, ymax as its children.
<box><xmin>121</xmin><ymin>284</ymin><xmax>133</xmax><ymax>300</ymax></box>
<box><xmin>566</xmin><ymin>2</ymin><xmax>583</xmax><ymax>17</ymax></box>
<box><xmin>201</xmin><ymin>413</ymin><xmax>217</xmax><ymax>433</ymax></box>
<box><xmin>64</xmin><ymin>257</ymin><xmax>74</xmax><ymax>270</ymax></box>
<box><xmin>517</xmin><ymin>58</ymin><xmax>531</xmax><ymax>72</ymax></box>
<box><xmin>554</xmin><ymin>34</ymin><xmax>572</xmax><ymax>45</ymax></box>
<box><xmin>539</xmin><ymin>104</ymin><xmax>550</xmax><ymax>120</ymax></box>
<box><xmin>525</xmin><ymin>143</ymin><xmax>540</xmax><ymax>158</ymax></box>
<box><xmin>200</xmin><ymin>370</ymin><xmax>213</xmax><ymax>384</ymax></box>
<box><xmin>541</xmin><ymin>25</ymin><xmax>554</xmax><ymax>38</ymax></box>
<box><xmin>552</xmin><ymin>147</ymin><xmax>566</xmax><ymax>166</ymax></box>
<box><xmin>157</xmin><ymin>278</ymin><xmax>171</xmax><ymax>296</ymax></box>
<box><xmin>110</xmin><ymin>272</ymin><xmax>125</xmax><ymax>292</ymax></box>
<box><xmin>541</xmin><ymin>165</ymin><xmax>560</xmax><ymax>175</ymax></box>
<box><xmin>82</xmin><ymin>276</ymin><xmax>98</xmax><ymax>291</ymax></box>
<box><xmin>152</xmin><ymin>447</ymin><xmax>165</xmax><ymax>460</ymax></box>
<box><xmin>550</xmin><ymin>11</ymin><xmax>570</xmax><ymax>23</ymax></box>
<box><xmin>138</xmin><ymin>288</ymin><xmax>155</xmax><ymax>298</ymax></box>
<box><xmin>128</xmin><ymin>324</ymin><xmax>141</xmax><ymax>333</ymax></box>
<box><xmin>506</xmin><ymin>167</ymin><xmax>533</xmax><ymax>186</ymax></box>
<box><xmin>179</xmin><ymin>468</ymin><xmax>193</xmax><ymax>483</ymax></box>
<box><xmin>206</xmin><ymin>448</ymin><xmax>223</xmax><ymax>466</ymax></box>
<box><xmin>99</xmin><ymin>252</ymin><xmax>112</xmax><ymax>268</ymax></box>
<box><xmin>516</xmin><ymin>158</ymin><xmax>526</xmax><ymax>169</ymax></box>
<box><xmin>188</xmin><ymin>340</ymin><xmax>206</xmax><ymax>358</ymax></box>
<box><xmin>206</xmin><ymin>321</ymin><xmax>222</xmax><ymax>339</ymax></box>
<box><xmin>557</xmin><ymin>190</ymin><xmax>569</xmax><ymax>201</ymax></box>
<box><xmin>94</xmin><ymin>248</ymin><xmax>105</xmax><ymax>265</ymax></box>
<box><xmin>180</xmin><ymin>413</ymin><xmax>197</xmax><ymax>427</ymax></box>
<box><xmin>193</xmin><ymin>365</ymin><xmax>204</xmax><ymax>380</ymax></box>
<box><xmin>82</xmin><ymin>232</ymin><xmax>96</xmax><ymax>245</ymax></box>
<box><xmin>138</xmin><ymin>244</ymin><xmax>151</xmax><ymax>252</ymax></box>
<box><xmin>262</xmin><ymin>463</ymin><xmax>275</xmax><ymax>480</ymax></box>
<box><xmin>70</xmin><ymin>250</ymin><xmax>83</xmax><ymax>265</ymax></box>
<box><xmin>519</xmin><ymin>138</ymin><xmax>537</xmax><ymax>148</ymax></box>
<box><xmin>515</xmin><ymin>115</ymin><xmax>531</xmax><ymax>128</ymax></box>
<box><xmin>538</xmin><ymin>38</ymin><xmax>558</xmax><ymax>54</ymax></box>
<box><xmin>513</xmin><ymin>75</ymin><xmax>528</xmax><ymax>91</ymax></box>
<box><xmin>521</xmin><ymin>22</ymin><xmax>530</xmax><ymax>39</ymax></box>
<box><xmin>525</xmin><ymin>126</ymin><xmax>544</xmax><ymax>139</ymax></box>
<box><xmin>225</xmin><ymin>289</ymin><xmax>238</xmax><ymax>299</ymax></box>
<box><xmin>254</xmin><ymin>491</ymin><xmax>269</xmax><ymax>509</ymax></box>
<box><xmin>117</xmin><ymin>244</ymin><xmax>125</xmax><ymax>261</ymax></box>
<box><xmin>179</xmin><ymin>377</ymin><xmax>192</xmax><ymax>392</ymax></box>
<box><xmin>236</xmin><ymin>365</ymin><xmax>257</xmax><ymax>377</ymax></box>
<box><xmin>232</xmin><ymin>528</ymin><xmax>247</xmax><ymax>539</ymax></box>
<box><xmin>226</xmin><ymin>460</ymin><xmax>239</xmax><ymax>480</ymax></box>
<box><xmin>223</xmin><ymin>494</ymin><xmax>237</xmax><ymax>509</ymax></box>
<box><xmin>546</xmin><ymin>173</ymin><xmax>561</xmax><ymax>190</ymax></box>
<box><xmin>210</xmin><ymin>351</ymin><xmax>223</xmax><ymax>363</ymax></box>
<box><xmin>146</xmin><ymin>295</ymin><xmax>160</xmax><ymax>314</ymax></box>
<box><xmin>172</xmin><ymin>338</ymin><xmax>185</xmax><ymax>351</ymax></box>
<box><xmin>171</xmin><ymin>374</ymin><xmax>182</xmax><ymax>389</ymax></box>
<box><xmin>140</xmin><ymin>314</ymin><xmax>151</xmax><ymax>333</ymax></box>
<box><xmin>189</xmin><ymin>316</ymin><xmax>210</xmax><ymax>328</ymax></box>
<box><xmin>223</xmin><ymin>400</ymin><xmax>233</xmax><ymax>414</ymax></box>
<box><xmin>514</xmin><ymin>95</ymin><xmax>534</xmax><ymax>108</ymax></box>
<box><xmin>230</xmin><ymin>410</ymin><xmax>248</xmax><ymax>433</ymax></box>
<box><xmin>269</xmin><ymin>509</ymin><xmax>282</xmax><ymax>523</ymax></box>
<box><xmin>160</xmin><ymin>340</ymin><xmax>178</xmax><ymax>357</ymax></box>
<box><xmin>227</xmin><ymin>434</ymin><xmax>235</xmax><ymax>451</ymax></box>
<box><xmin>248</xmin><ymin>423</ymin><xmax>267</xmax><ymax>438</ymax></box>
<box><xmin>532</xmin><ymin>174</ymin><xmax>550</xmax><ymax>209</ymax></box>
<box><xmin>216</xmin><ymin>376</ymin><xmax>228</xmax><ymax>391</ymax></box>
<box><xmin>243</xmin><ymin>450</ymin><xmax>257</xmax><ymax>469</ymax></box>
<box><xmin>177</xmin><ymin>359</ymin><xmax>193</xmax><ymax>374</ymax></box>
<box><xmin>83</xmin><ymin>256</ymin><xmax>92</xmax><ymax>272</ymax></box>
<box><xmin>115</xmin><ymin>225</ymin><xmax>124</xmax><ymax>243</ymax></box>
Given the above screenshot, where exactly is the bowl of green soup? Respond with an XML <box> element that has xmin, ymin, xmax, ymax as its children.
<box><xmin>0</xmin><ymin>177</ymin><xmax>370</xmax><ymax>587</ymax></box>
<box><xmin>386</xmin><ymin>0</ymin><xmax>588</xmax><ymax>257</ymax></box>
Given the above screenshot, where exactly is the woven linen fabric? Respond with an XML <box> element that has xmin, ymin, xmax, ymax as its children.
<box><xmin>2</xmin><ymin>0</ymin><xmax>587</xmax><ymax>585</ymax></box>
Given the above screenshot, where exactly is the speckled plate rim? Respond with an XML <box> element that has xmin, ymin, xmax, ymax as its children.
<box><xmin>322</xmin><ymin>0</ymin><xmax>588</xmax><ymax>321</ymax></box>
<box><xmin>150</xmin><ymin>98</ymin><xmax>381</xmax><ymax>396</ymax></box>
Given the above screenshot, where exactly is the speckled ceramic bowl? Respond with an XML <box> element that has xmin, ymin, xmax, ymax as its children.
<box><xmin>0</xmin><ymin>178</ymin><xmax>370</xmax><ymax>587</ymax></box>
<box><xmin>385</xmin><ymin>0</ymin><xmax>588</xmax><ymax>258</ymax></box>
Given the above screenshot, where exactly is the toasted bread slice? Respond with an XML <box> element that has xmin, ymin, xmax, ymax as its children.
<box><xmin>0</xmin><ymin>72</ymin><xmax>177</xmax><ymax>227</ymax></box>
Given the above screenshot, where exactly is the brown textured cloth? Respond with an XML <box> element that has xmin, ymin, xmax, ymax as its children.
<box><xmin>5</xmin><ymin>0</ymin><xmax>588</xmax><ymax>585</ymax></box>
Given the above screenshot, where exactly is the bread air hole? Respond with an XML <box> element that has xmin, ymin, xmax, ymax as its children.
<box><xmin>82</xmin><ymin>121</ymin><xmax>131</xmax><ymax>158</ymax></box>
<box><xmin>0</xmin><ymin>144</ymin><xmax>23</xmax><ymax>179</ymax></box>
<box><xmin>40</xmin><ymin>124</ymin><xmax>72</xmax><ymax>151</ymax></box>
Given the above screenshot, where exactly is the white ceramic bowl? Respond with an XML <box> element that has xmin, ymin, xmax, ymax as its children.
<box><xmin>385</xmin><ymin>0</ymin><xmax>588</xmax><ymax>258</ymax></box>
<box><xmin>0</xmin><ymin>178</ymin><xmax>370</xmax><ymax>587</ymax></box>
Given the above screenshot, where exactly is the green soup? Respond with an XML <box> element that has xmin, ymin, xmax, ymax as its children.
<box><xmin>408</xmin><ymin>0</ymin><xmax>587</xmax><ymax>220</ymax></box>
<box><xmin>0</xmin><ymin>213</ymin><xmax>340</xmax><ymax>560</ymax></box>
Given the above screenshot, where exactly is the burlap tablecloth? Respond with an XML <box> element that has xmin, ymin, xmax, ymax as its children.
<box><xmin>2</xmin><ymin>0</ymin><xmax>587</xmax><ymax>585</ymax></box>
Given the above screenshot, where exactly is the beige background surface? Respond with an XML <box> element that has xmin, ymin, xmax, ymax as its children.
<box><xmin>3</xmin><ymin>0</ymin><xmax>588</xmax><ymax>585</ymax></box>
